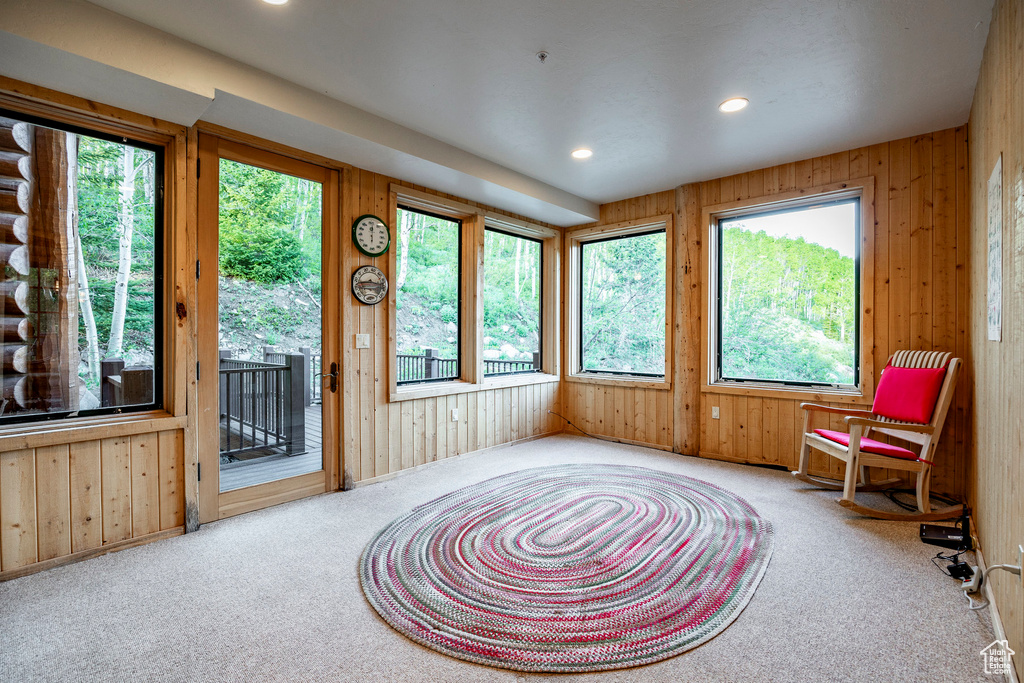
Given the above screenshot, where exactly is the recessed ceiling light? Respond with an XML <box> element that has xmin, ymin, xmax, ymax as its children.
<box><xmin>571</xmin><ymin>148</ymin><xmax>593</xmax><ymax>160</ymax></box>
<box><xmin>262</xmin><ymin>0</ymin><xmax>289</xmax><ymax>5</ymax></box>
<box><xmin>719</xmin><ymin>97</ymin><xmax>749</xmax><ymax>113</ymax></box>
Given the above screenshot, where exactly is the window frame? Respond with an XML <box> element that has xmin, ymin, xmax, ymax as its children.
<box><xmin>565</xmin><ymin>215</ymin><xmax>674</xmax><ymax>390</ymax></box>
<box><xmin>0</xmin><ymin>106</ymin><xmax>167</xmax><ymax>427</ymax></box>
<box><xmin>482</xmin><ymin>226</ymin><xmax>543</xmax><ymax>379</ymax></box>
<box><xmin>701</xmin><ymin>179</ymin><xmax>876</xmax><ymax>403</ymax></box>
<box><xmin>388</xmin><ymin>185</ymin><xmax>561</xmax><ymax>402</ymax></box>
<box><xmin>393</xmin><ymin>203</ymin><xmax>464</xmax><ymax>387</ymax></box>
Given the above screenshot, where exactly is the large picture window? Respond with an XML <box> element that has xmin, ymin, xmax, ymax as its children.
<box><xmin>394</xmin><ymin>206</ymin><xmax>461</xmax><ymax>384</ymax></box>
<box><xmin>579</xmin><ymin>230</ymin><xmax>666</xmax><ymax>377</ymax></box>
<box><xmin>0</xmin><ymin>110</ymin><xmax>163</xmax><ymax>424</ymax></box>
<box><xmin>483</xmin><ymin>229</ymin><xmax>541</xmax><ymax>377</ymax></box>
<box><xmin>715</xmin><ymin>197</ymin><xmax>859</xmax><ymax>387</ymax></box>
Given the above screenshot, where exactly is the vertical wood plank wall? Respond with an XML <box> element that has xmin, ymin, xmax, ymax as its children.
<box><xmin>341</xmin><ymin>168</ymin><xmax>562</xmax><ymax>486</ymax></box>
<box><xmin>563</xmin><ymin>130</ymin><xmax>970</xmax><ymax>496</ymax></box>
<box><xmin>967</xmin><ymin>0</ymin><xmax>1023</xmax><ymax>663</ymax></box>
<box><xmin>0</xmin><ymin>431</ymin><xmax>185</xmax><ymax>577</ymax></box>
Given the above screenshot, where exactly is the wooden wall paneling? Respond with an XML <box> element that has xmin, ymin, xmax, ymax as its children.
<box><xmin>69</xmin><ymin>440</ymin><xmax>102</xmax><ymax>553</ymax></box>
<box><xmin>0</xmin><ymin>449</ymin><xmax>36</xmax><ymax>570</ymax></box>
<box><xmin>158</xmin><ymin>430</ymin><xmax>183</xmax><ymax>530</ymax></box>
<box><xmin>889</xmin><ymin>138</ymin><xmax>912</xmax><ymax>351</ymax></box>
<box><xmin>101</xmin><ymin>437</ymin><xmax>132</xmax><ymax>544</ymax></box>
<box><xmin>911</xmin><ymin>134</ymin><xmax>934</xmax><ymax>351</ymax></box>
<box><xmin>372</xmin><ymin>174</ymin><xmax>389</xmax><ymax>478</ymax></box>
<box><xmin>968</xmin><ymin>0</ymin><xmax>1022</xmax><ymax>662</ymax></box>
<box><xmin>130</xmin><ymin>432</ymin><xmax>160</xmax><ymax>538</ymax></box>
<box><xmin>674</xmin><ymin>184</ymin><xmax>702</xmax><ymax>455</ymax></box>
<box><xmin>953</xmin><ymin>126</ymin><xmax>970</xmax><ymax>501</ymax></box>
<box><xmin>34</xmin><ymin>445</ymin><xmax>70</xmax><ymax>562</ymax></box>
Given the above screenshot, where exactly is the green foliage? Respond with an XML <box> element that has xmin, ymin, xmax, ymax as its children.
<box><xmin>219</xmin><ymin>222</ymin><xmax>306</xmax><ymax>283</ymax></box>
<box><xmin>581</xmin><ymin>232</ymin><xmax>666</xmax><ymax>374</ymax></box>
<box><xmin>82</xmin><ymin>278</ymin><xmax>155</xmax><ymax>352</ymax></box>
<box><xmin>720</xmin><ymin>226</ymin><xmax>856</xmax><ymax>384</ymax></box>
<box><xmin>395</xmin><ymin>208</ymin><xmax>462</xmax><ymax>358</ymax></box>
<box><xmin>481</xmin><ymin>231</ymin><xmax>541</xmax><ymax>364</ymax></box>
<box><xmin>218</xmin><ymin>159</ymin><xmax>322</xmax><ymax>283</ymax></box>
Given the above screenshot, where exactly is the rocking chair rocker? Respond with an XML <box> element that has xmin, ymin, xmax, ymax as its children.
<box><xmin>792</xmin><ymin>350</ymin><xmax>963</xmax><ymax>521</ymax></box>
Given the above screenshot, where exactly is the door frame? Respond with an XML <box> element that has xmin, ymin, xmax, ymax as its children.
<box><xmin>196</xmin><ymin>133</ymin><xmax>341</xmax><ymax>522</ymax></box>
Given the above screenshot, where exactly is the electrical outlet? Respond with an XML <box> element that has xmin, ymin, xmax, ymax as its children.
<box><xmin>354</xmin><ymin>334</ymin><xmax>370</xmax><ymax>349</ymax></box>
<box><xmin>712</xmin><ymin>407</ymin><xmax>720</xmax><ymax>419</ymax></box>
<box><xmin>451</xmin><ymin>408</ymin><xmax>458</xmax><ymax>422</ymax></box>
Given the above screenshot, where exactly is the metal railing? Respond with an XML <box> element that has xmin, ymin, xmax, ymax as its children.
<box><xmin>483</xmin><ymin>356</ymin><xmax>540</xmax><ymax>375</ymax></box>
<box><xmin>395</xmin><ymin>348</ymin><xmax>540</xmax><ymax>384</ymax></box>
<box><xmin>220</xmin><ymin>351</ymin><xmax>305</xmax><ymax>459</ymax></box>
<box><xmin>310</xmin><ymin>352</ymin><xmax>322</xmax><ymax>404</ymax></box>
<box><xmin>397</xmin><ymin>348</ymin><xmax>458</xmax><ymax>384</ymax></box>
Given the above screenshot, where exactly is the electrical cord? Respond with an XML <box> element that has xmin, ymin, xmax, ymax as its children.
<box><xmin>546</xmin><ymin>410</ymin><xmax>637</xmax><ymax>445</ymax></box>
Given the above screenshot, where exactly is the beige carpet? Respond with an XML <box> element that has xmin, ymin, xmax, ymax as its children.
<box><xmin>0</xmin><ymin>435</ymin><xmax>998</xmax><ymax>682</ymax></box>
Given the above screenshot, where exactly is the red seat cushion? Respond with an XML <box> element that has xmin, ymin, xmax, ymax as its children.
<box><xmin>871</xmin><ymin>364</ymin><xmax>947</xmax><ymax>423</ymax></box>
<box><xmin>812</xmin><ymin>428</ymin><xmax>930</xmax><ymax>464</ymax></box>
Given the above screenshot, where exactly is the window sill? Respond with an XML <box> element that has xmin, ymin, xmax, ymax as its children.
<box><xmin>0</xmin><ymin>410</ymin><xmax>186</xmax><ymax>451</ymax></box>
<box><xmin>702</xmin><ymin>381</ymin><xmax>871</xmax><ymax>405</ymax></box>
<box><xmin>565</xmin><ymin>373</ymin><xmax>671</xmax><ymax>391</ymax></box>
<box><xmin>482</xmin><ymin>372</ymin><xmax>559</xmax><ymax>390</ymax></box>
<box><xmin>389</xmin><ymin>373</ymin><xmax>560</xmax><ymax>403</ymax></box>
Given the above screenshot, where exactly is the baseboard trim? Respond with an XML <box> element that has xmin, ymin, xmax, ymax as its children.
<box><xmin>0</xmin><ymin>527</ymin><xmax>185</xmax><ymax>582</ymax></box>
<box><xmin>349</xmin><ymin>431</ymin><xmax>562</xmax><ymax>489</ymax></box>
<box><xmin>973</xmin><ymin>535</ymin><xmax>1020</xmax><ymax>682</ymax></box>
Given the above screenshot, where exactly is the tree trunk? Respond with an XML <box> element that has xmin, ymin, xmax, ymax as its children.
<box><xmin>107</xmin><ymin>145</ymin><xmax>135</xmax><ymax>359</ymax></box>
<box><xmin>514</xmin><ymin>237</ymin><xmax>522</xmax><ymax>300</ymax></box>
<box><xmin>72</xmin><ymin>134</ymin><xmax>99</xmax><ymax>381</ymax></box>
<box><xmin>396</xmin><ymin>209</ymin><xmax>411</xmax><ymax>291</ymax></box>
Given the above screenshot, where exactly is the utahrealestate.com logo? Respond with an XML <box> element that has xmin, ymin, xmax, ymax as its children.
<box><xmin>981</xmin><ymin>640</ymin><xmax>1014</xmax><ymax>676</ymax></box>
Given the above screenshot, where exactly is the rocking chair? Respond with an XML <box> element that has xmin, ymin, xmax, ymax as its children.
<box><xmin>792</xmin><ymin>350</ymin><xmax>962</xmax><ymax>521</ymax></box>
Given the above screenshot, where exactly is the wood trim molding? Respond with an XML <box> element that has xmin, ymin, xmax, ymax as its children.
<box><xmin>0</xmin><ymin>527</ymin><xmax>184</xmax><ymax>583</ymax></box>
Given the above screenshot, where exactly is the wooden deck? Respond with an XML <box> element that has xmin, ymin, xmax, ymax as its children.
<box><xmin>220</xmin><ymin>404</ymin><xmax>323</xmax><ymax>492</ymax></box>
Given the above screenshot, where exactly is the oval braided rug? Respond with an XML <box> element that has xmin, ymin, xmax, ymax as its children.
<box><xmin>359</xmin><ymin>464</ymin><xmax>774</xmax><ymax>673</ymax></box>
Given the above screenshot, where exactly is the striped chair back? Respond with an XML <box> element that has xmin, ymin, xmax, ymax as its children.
<box><xmin>871</xmin><ymin>351</ymin><xmax>961</xmax><ymax>461</ymax></box>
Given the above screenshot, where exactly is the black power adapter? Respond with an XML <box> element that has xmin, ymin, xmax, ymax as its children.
<box><xmin>920</xmin><ymin>511</ymin><xmax>973</xmax><ymax>552</ymax></box>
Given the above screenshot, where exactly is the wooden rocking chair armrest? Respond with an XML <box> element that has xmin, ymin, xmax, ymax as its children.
<box><xmin>843</xmin><ymin>417</ymin><xmax>934</xmax><ymax>434</ymax></box>
<box><xmin>800</xmin><ymin>403</ymin><xmax>875</xmax><ymax>417</ymax></box>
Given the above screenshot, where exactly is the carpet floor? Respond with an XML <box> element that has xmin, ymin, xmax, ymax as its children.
<box><xmin>0</xmin><ymin>435</ymin><xmax>998</xmax><ymax>682</ymax></box>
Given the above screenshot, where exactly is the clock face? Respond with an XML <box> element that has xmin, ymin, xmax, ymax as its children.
<box><xmin>353</xmin><ymin>214</ymin><xmax>391</xmax><ymax>257</ymax></box>
<box><xmin>352</xmin><ymin>265</ymin><xmax>388</xmax><ymax>305</ymax></box>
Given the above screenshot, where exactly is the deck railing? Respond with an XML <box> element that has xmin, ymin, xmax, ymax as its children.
<box><xmin>484</xmin><ymin>352</ymin><xmax>541</xmax><ymax>376</ymax></box>
<box><xmin>220</xmin><ymin>351</ymin><xmax>305</xmax><ymax>459</ymax></box>
<box><xmin>395</xmin><ymin>348</ymin><xmax>541</xmax><ymax>384</ymax></box>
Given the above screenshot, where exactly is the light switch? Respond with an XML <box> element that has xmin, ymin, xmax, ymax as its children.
<box><xmin>711</xmin><ymin>407</ymin><xmax>720</xmax><ymax>419</ymax></box>
<box><xmin>451</xmin><ymin>408</ymin><xmax>459</xmax><ymax>422</ymax></box>
<box><xmin>355</xmin><ymin>334</ymin><xmax>370</xmax><ymax>349</ymax></box>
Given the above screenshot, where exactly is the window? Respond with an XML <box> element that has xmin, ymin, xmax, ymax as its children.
<box><xmin>579</xmin><ymin>230</ymin><xmax>667</xmax><ymax>377</ymax></box>
<box><xmin>714</xmin><ymin>197</ymin><xmax>859</xmax><ymax>388</ymax></box>
<box><xmin>0</xmin><ymin>109</ymin><xmax>163</xmax><ymax>424</ymax></box>
<box><xmin>483</xmin><ymin>229</ymin><xmax>541</xmax><ymax>377</ymax></box>
<box><xmin>394</xmin><ymin>205</ymin><xmax>461</xmax><ymax>385</ymax></box>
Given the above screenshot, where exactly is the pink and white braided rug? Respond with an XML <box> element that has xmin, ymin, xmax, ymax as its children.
<box><xmin>359</xmin><ymin>464</ymin><xmax>773</xmax><ymax>672</ymax></box>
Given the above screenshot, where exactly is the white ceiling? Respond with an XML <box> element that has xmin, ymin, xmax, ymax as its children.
<box><xmin>0</xmin><ymin>0</ymin><xmax>995</xmax><ymax>224</ymax></box>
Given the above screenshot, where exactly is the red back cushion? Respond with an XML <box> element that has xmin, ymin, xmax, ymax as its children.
<box><xmin>872</xmin><ymin>365</ymin><xmax>947</xmax><ymax>423</ymax></box>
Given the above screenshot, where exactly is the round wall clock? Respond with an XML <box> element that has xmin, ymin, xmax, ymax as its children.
<box><xmin>352</xmin><ymin>265</ymin><xmax>388</xmax><ymax>305</ymax></box>
<box><xmin>352</xmin><ymin>214</ymin><xmax>391</xmax><ymax>257</ymax></box>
